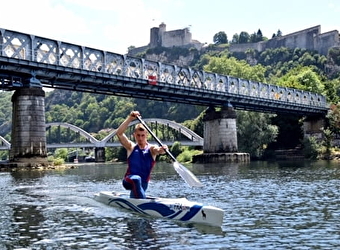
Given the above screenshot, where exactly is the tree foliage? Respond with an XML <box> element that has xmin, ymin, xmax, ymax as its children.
<box><xmin>276</xmin><ymin>66</ymin><xmax>324</xmax><ymax>94</ymax></box>
<box><xmin>204</xmin><ymin>56</ymin><xmax>266</xmax><ymax>82</ymax></box>
<box><xmin>231</xmin><ymin>33</ymin><xmax>239</xmax><ymax>44</ymax></box>
<box><xmin>0</xmin><ymin>91</ymin><xmax>12</xmax><ymax>137</ymax></box>
<box><xmin>327</xmin><ymin>104</ymin><xmax>340</xmax><ymax>135</ymax></box>
<box><xmin>237</xmin><ymin>111</ymin><xmax>278</xmax><ymax>159</ymax></box>
<box><xmin>328</xmin><ymin>47</ymin><xmax>340</xmax><ymax>65</ymax></box>
<box><xmin>239</xmin><ymin>31</ymin><xmax>250</xmax><ymax>44</ymax></box>
<box><xmin>213</xmin><ymin>31</ymin><xmax>228</xmax><ymax>44</ymax></box>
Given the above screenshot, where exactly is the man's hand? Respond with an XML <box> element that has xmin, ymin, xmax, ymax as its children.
<box><xmin>158</xmin><ymin>145</ymin><xmax>168</xmax><ymax>155</ymax></box>
<box><xmin>129</xmin><ymin>111</ymin><xmax>141</xmax><ymax>120</ymax></box>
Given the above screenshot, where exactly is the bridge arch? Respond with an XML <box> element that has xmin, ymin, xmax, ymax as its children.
<box><xmin>46</xmin><ymin>122</ymin><xmax>100</xmax><ymax>144</ymax></box>
<box><xmin>0</xmin><ymin>135</ymin><xmax>11</xmax><ymax>149</ymax></box>
<box><xmin>46</xmin><ymin>119</ymin><xmax>203</xmax><ymax>148</ymax></box>
<box><xmin>101</xmin><ymin>118</ymin><xmax>203</xmax><ymax>146</ymax></box>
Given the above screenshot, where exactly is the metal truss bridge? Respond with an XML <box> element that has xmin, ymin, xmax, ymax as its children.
<box><xmin>0</xmin><ymin>119</ymin><xmax>203</xmax><ymax>150</ymax></box>
<box><xmin>0</xmin><ymin>27</ymin><xmax>329</xmax><ymax>115</ymax></box>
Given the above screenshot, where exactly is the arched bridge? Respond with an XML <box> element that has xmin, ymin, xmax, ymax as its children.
<box><xmin>0</xmin><ymin>135</ymin><xmax>10</xmax><ymax>150</ymax></box>
<box><xmin>0</xmin><ymin>119</ymin><xmax>203</xmax><ymax>150</ymax></box>
<box><xmin>45</xmin><ymin>119</ymin><xmax>203</xmax><ymax>149</ymax></box>
<box><xmin>0</xmin><ymin>27</ymin><xmax>328</xmax><ymax>115</ymax></box>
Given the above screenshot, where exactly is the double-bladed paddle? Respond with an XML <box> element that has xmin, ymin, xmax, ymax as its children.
<box><xmin>136</xmin><ymin>116</ymin><xmax>203</xmax><ymax>187</ymax></box>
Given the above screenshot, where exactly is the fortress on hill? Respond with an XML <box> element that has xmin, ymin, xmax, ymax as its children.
<box><xmin>129</xmin><ymin>23</ymin><xmax>339</xmax><ymax>56</ymax></box>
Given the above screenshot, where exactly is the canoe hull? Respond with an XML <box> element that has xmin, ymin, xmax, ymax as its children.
<box><xmin>94</xmin><ymin>191</ymin><xmax>224</xmax><ymax>227</ymax></box>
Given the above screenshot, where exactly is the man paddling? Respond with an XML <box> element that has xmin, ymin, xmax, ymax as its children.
<box><xmin>116</xmin><ymin>111</ymin><xmax>168</xmax><ymax>199</ymax></box>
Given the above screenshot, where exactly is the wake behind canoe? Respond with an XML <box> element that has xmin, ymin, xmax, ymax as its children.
<box><xmin>94</xmin><ymin>191</ymin><xmax>224</xmax><ymax>227</ymax></box>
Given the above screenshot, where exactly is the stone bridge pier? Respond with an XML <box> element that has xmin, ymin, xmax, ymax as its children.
<box><xmin>10</xmin><ymin>84</ymin><xmax>48</xmax><ymax>167</ymax></box>
<box><xmin>193</xmin><ymin>104</ymin><xmax>250</xmax><ymax>163</ymax></box>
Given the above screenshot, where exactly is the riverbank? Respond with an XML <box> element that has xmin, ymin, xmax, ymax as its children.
<box><xmin>0</xmin><ymin>160</ymin><xmax>77</xmax><ymax>171</ymax></box>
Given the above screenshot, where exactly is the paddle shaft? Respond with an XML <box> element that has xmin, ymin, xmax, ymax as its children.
<box><xmin>136</xmin><ymin>115</ymin><xmax>203</xmax><ymax>187</ymax></box>
<box><xmin>136</xmin><ymin>116</ymin><xmax>177</xmax><ymax>162</ymax></box>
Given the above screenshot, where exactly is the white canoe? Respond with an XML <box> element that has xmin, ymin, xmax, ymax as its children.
<box><xmin>94</xmin><ymin>191</ymin><xmax>224</xmax><ymax>227</ymax></box>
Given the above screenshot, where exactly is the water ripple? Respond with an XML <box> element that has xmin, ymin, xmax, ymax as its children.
<box><xmin>0</xmin><ymin>161</ymin><xmax>339</xmax><ymax>249</ymax></box>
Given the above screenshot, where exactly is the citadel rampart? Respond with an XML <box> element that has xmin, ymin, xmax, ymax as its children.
<box><xmin>229</xmin><ymin>25</ymin><xmax>340</xmax><ymax>55</ymax></box>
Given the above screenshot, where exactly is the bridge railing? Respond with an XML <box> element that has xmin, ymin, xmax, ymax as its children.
<box><xmin>0</xmin><ymin>27</ymin><xmax>327</xmax><ymax>110</ymax></box>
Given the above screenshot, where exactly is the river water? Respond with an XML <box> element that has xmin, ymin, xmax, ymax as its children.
<box><xmin>0</xmin><ymin>160</ymin><xmax>339</xmax><ymax>250</ymax></box>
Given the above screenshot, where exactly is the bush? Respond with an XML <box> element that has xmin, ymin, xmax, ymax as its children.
<box><xmin>53</xmin><ymin>157</ymin><xmax>65</xmax><ymax>166</ymax></box>
<box><xmin>170</xmin><ymin>141</ymin><xmax>182</xmax><ymax>158</ymax></box>
<box><xmin>177</xmin><ymin>149</ymin><xmax>202</xmax><ymax>163</ymax></box>
<box><xmin>302</xmin><ymin>136</ymin><xmax>320</xmax><ymax>159</ymax></box>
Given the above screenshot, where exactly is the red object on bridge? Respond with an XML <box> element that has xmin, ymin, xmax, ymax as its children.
<box><xmin>148</xmin><ymin>75</ymin><xmax>157</xmax><ymax>85</ymax></box>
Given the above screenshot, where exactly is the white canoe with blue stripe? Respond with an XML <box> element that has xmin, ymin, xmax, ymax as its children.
<box><xmin>94</xmin><ymin>191</ymin><xmax>224</xmax><ymax>227</ymax></box>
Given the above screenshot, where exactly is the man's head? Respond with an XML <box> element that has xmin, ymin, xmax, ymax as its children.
<box><xmin>134</xmin><ymin>123</ymin><xmax>146</xmax><ymax>132</ymax></box>
<box><xmin>133</xmin><ymin>123</ymin><xmax>148</xmax><ymax>145</ymax></box>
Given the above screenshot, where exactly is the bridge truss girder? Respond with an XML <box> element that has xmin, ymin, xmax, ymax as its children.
<box><xmin>0</xmin><ymin>27</ymin><xmax>328</xmax><ymax>116</ymax></box>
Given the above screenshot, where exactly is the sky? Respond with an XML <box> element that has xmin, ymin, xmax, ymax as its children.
<box><xmin>0</xmin><ymin>0</ymin><xmax>339</xmax><ymax>54</ymax></box>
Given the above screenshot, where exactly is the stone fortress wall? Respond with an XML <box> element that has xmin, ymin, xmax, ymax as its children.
<box><xmin>129</xmin><ymin>23</ymin><xmax>203</xmax><ymax>55</ymax></box>
<box><xmin>129</xmin><ymin>23</ymin><xmax>339</xmax><ymax>56</ymax></box>
<box><xmin>229</xmin><ymin>25</ymin><xmax>339</xmax><ymax>55</ymax></box>
<box><xmin>150</xmin><ymin>22</ymin><xmax>194</xmax><ymax>48</ymax></box>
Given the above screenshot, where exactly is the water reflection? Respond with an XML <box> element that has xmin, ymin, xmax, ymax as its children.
<box><xmin>124</xmin><ymin>218</ymin><xmax>158</xmax><ymax>249</ymax></box>
<box><xmin>5</xmin><ymin>171</ymin><xmax>47</xmax><ymax>248</ymax></box>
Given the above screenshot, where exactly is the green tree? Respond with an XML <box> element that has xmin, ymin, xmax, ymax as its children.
<box><xmin>231</xmin><ymin>33</ymin><xmax>239</xmax><ymax>44</ymax></box>
<box><xmin>256</xmin><ymin>29</ymin><xmax>263</xmax><ymax>42</ymax></box>
<box><xmin>204</xmin><ymin>56</ymin><xmax>266</xmax><ymax>82</ymax></box>
<box><xmin>324</xmin><ymin>79</ymin><xmax>340</xmax><ymax>103</ymax></box>
<box><xmin>170</xmin><ymin>141</ymin><xmax>183</xmax><ymax>158</ymax></box>
<box><xmin>249</xmin><ymin>29</ymin><xmax>263</xmax><ymax>43</ymax></box>
<box><xmin>328</xmin><ymin>47</ymin><xmax>340</xmax><ymax>65</ymax></box>
<box><xmin>183</xmin><ymin>111</ymin><xmax>204</xmax><ymax>137</ymax></box>
<box><xmin>54</xmin><ymin>148</ymin><xmax>68</xmax><ymax>160</ymax></box>
<box><xmin>213</xmin><ymin>31</ymin><xmax>228</xmax><ymax>44</ymax></box>
<box><xmin>258</xmin><ymin>47</ymin><xmax>291</xmax><ymax>66</ymax></box>
<box><xmin>239</xmin><ymin>31</ymin><xmax>250</xmax><ymax>44</ymax></box>
<box><xmin>237</xmin><ymin>111</ymin><xmax>278</xmax><ymax>158</ymax></box>
<box><xmin>0</xmin><ymin>91</ymin><xmax>12</xmax><ymax>136</ymax></box>
<box><xmin>277</xmin><ymin>66</ymin><xmax>324</xmax><ymax>94</ymax></box>
<box><xmin>327</xmin><ymin>103</ymin><xmax>340</xmax><ymax>134</ymax></box>
<box><xmin>276</xmin><ymin>29</ymin><xmax>282</xmax><ymax>37</ymax></box>
<box><xmin>298</xmin><ymin>52</ymin><xmax>316</xmax><ymax>66</ymax></box>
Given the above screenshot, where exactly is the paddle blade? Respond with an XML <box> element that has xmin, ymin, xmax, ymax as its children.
<box><xmin>173</xmin><ymin>161</ymin><xmax>203</xmax><ymax>187</ymax></box>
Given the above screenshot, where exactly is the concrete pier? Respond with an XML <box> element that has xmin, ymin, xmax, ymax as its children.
<box><xmin>303</xmin><ymin>115</ymin><xmax>325</xmax><ymax>140</ymax></box>
<box><xmin>9</xmin><ymin>87</ymin><xmax>48</xmax><ymax>166</ymax></box>
<box><xmin>193</xmin><ymin>105</ymin><xmax>250</xmax><ymax>163</ymax></box>
<box><xmin>95</xmin><ymin>147</ymin><xmax>105</xmax><ymax>162</ymax></box>
<box><xmin>203</xmin><ymin>105</ymin><xmax>238</xmax><ymax>153</ymax></box>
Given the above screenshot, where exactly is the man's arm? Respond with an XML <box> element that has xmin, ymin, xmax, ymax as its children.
<box><xmin>116</xmin><ymin>111</ymin><xmax>139</xmax><ymax>152</ymax></box>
